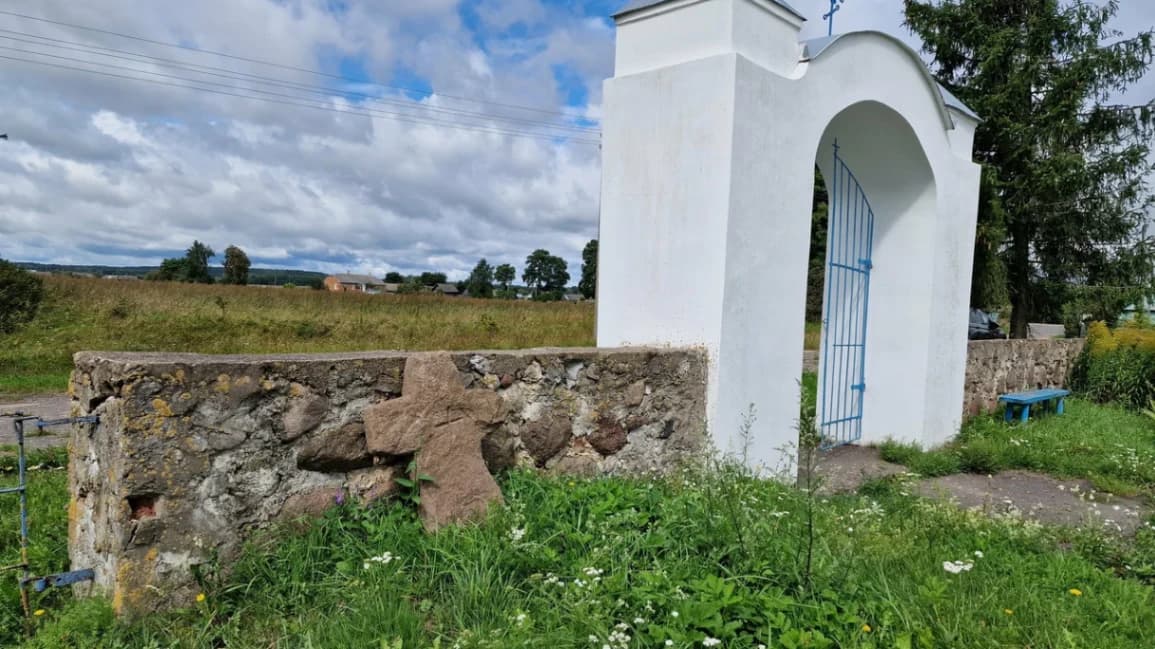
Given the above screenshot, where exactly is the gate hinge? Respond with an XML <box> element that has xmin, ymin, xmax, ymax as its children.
<box><xmin>858</xmin><ymin>258</ymin><xmax>873</xmax><ymax>270</ymax></box>
<box><xmin>851</xmin><ymin>383</ymin><xmax>866</xmax><ymax>392</ymax></box>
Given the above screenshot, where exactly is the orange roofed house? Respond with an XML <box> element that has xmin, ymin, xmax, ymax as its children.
<box><xmin>323</xmin><ymin>274</ymin><xmax>387</xmax><ymax>294</ymax></box>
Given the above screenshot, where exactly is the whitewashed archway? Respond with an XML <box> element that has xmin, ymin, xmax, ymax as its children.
<box><xmin>596</xmin><ymin>0</ymin><xmax>982</xmax><ymax>473</ymax></box>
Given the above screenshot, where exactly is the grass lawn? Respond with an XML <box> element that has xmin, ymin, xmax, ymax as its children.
<box><xmin>1</xmin><ymin>397</ymin><xmax>1152</xmax><ymax>646</ymax></box>
<box><xmin>6</xmin><ymin>465</ymin><xmax>1153</xmax><ymax>648</ymax></box>
<box><xmin>878</xmin><ymin>400</ymin><xmax>1155</xmax><ymax>497</ymax></box>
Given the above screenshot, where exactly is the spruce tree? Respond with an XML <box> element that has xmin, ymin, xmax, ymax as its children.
<box><xmin>905</xmin><ymin>0</ymin><xmax>1154</xmax><ymax>335</ymax></box>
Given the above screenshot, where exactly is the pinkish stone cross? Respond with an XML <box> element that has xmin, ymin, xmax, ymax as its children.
<box><xmin>362</xmin><ymin>353</ymin><xmax>505</xmax><ymax>531</ymax></box>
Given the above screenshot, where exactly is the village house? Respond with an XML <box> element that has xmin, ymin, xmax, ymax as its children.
<box><xmin>435</xmin><ymin>283</ymin><xmax>462</xmax><ymax>297</ymax></box>
<box><xmin>323</xmin><ymin>274</ymin><xmax>387</xmax><ymax>294</ymax></box>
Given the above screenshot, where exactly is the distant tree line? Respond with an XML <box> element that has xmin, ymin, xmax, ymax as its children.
<box><xmin>148</xmin><ymin>241</ymin><xmax>253</xmax><ymax>285</ymax></box>
<box><xmin>456</xmin><ymin>240</ymin><xmax>597</xmax><ymax>302</ymax></box>
<box><xmin>145</xmin><ymin>239</ymin><xmax>601</xmax><ymax>301</ymax></box>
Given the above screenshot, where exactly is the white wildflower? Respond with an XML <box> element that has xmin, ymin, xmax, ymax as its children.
<box><xmin>703</xmin><ymin>638</ymin><xmax>721</xmax><ymax>647</ymax></box>
<box><xmin>510</xmin><ymin>527</ymin><xmax>527</xmax><ymax>543</ymax></box>
<box><xmin>943</xmin><ymin>560</ymin><xmax>975</xmax><ymax>574</ymax></box>
<box><xmin>363</xmin><ymin>552</ymin><xmax>395</xmax><ymax>569</ymax></box>
<box><xmin>973</xmin><ymin>550</ymin><xmax>984</xmax><ymax>559</ymax></box>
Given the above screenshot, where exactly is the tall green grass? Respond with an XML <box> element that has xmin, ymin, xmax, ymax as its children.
<box><xmin>0</xmin><ymin>447</ymin><xmax>70</xmax><ymax>644</ymax></box>
<box><xmin>15</xmin><ymin>468</ymin><xmax>1155</xmax><ymax>648</ymax></box>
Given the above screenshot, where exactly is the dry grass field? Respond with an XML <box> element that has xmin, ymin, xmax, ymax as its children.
<box><xmin>0</xmin><ymin>276</ymin><xmax>596</xmax><ymax>395</ymax></box>
<box><xmin>1</xmin><ymin>275</ymin><xmax>824</xmax><ymax>396</ymax></box>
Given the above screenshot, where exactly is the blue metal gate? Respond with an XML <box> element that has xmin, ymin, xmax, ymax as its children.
<box><xmin>819</xmin><ymin>142</ymin><xmax>875</xmax><ymax>447</ymax></box>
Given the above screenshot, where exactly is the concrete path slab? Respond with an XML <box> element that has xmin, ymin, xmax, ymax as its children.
<box><xmin>918</xmin><ymin>471</ymin><xmax>1150</xmax><ymax>536</ymax></box>
<box><xmin>807</xmin><ymin>444</ymin><xmax>906</xmax><ymax>494</ymax></box>
<box><xmin>0</xmin><ymin>393</ymin><xmax>72</xmax><ymax>450</ymax></box>
<box><xmin>812</xmin><ymin>445</ymin><xmax>1153</xmax><ymax>536</ymax></box>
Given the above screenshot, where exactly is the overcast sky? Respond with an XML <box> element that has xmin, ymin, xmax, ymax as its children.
<box><xmin>0</xmin><ymin>0</ymin><xmax>1151</xmax><ymax>280</ymax></box>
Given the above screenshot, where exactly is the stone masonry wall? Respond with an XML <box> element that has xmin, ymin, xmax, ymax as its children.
<box><xmin>67</xmin><ymin>339</ymin><xmax>1082</xmax><ymax>617</ymax></box>
<box><xmin>68</xmin><ymin>348</ymin><xmax>707</xmax><ymax>616</ymax></box>
<box><xmin>962</xmin><ymin>339</ymin><xmax>1085</xmax><ymax>416</ymax></box>
<box><xmin>803</xmin><ymin>340</ymin><xmax>1083</xmax><ymax>391</ymax></box>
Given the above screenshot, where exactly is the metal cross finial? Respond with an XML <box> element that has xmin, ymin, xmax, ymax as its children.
<box><xmin>823</xmin><ymin>0</ymin><xmax>846</xmax><ymax>36</ymax></box>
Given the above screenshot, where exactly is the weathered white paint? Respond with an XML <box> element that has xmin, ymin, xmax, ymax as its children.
<box><xmin>598</xmin><ymin>0</ymin><xmax>982</xmax><ymax>474</ymax></box>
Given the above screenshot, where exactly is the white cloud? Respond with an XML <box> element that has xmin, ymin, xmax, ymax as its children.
<box><xmin>1</xmin><ymin>0</ymin><xmax>1150</xmax><ymax>280</ymax></box>
<box><xmin>0</xmin><ymin>0</ymin><xmax>607</xmax><ymax>279</ymax></box>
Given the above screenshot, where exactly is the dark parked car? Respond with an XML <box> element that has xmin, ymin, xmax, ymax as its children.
<box><xmin>968</xmin><ymin>308</ymin><xmax>1006</xmax><ymax>340</ymax></box>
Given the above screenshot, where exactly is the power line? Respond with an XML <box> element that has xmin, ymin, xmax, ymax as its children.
<box><xmin>0</xmin><ymin>54</ymin><xmax>602</xmax><ymax>146</ymax></box>
<box><xmin>0</xmin><ymin>9</ymin><xmax>582</xmax><ymax>120</ymax></box>
<box><xmin>0</xmin><ymin>37</ymin><xmax>599</xmax><ymax>135</ymax></box>
<box><xmin>0</xmin><ymin>30</ymin><xmax>599</xmax><ymax>135</ymax></box>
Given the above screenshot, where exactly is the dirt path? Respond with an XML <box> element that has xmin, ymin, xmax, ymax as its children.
<box><xmin>814</xmin><ymin>445</ymin><xmax>1152</xmax><ymax>536</ymax></box>
<box><xmin>0</xmin><ymin>393</ymin><xmax>72</xmax><ymax>450</ymax></box>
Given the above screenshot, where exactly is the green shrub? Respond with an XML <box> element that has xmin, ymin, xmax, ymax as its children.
<box><xmin>1071</xmin><ymin>321</ymin><xmax>1155</xmax><ymax>409</ymax></box>
<box><xmin>1072</xmin><ymin>346</ymin><xmax>1155</xmax><ymax>409</ymax></box>
<box><xmin>0</xmin><ymin>259</ymin><xmax>45</xmax><ymax>333</ymax></box>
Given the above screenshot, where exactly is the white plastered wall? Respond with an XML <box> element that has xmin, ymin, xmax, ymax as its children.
<box><xmin>598</xmin><ymin>0</ymin><xmax>981</xmax><ymax>475</ymax></box>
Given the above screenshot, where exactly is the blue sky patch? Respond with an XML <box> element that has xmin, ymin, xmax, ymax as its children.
<box><xmin>551</xmin><ymin>63</ymin><xmax>589</xmax><ymax>108</ymax></box>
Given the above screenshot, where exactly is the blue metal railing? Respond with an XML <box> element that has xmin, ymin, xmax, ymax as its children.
<box><xmin>818</xmin><ymin>142</ymin><xmax>875</xmax><ymax>448</ymax></box>
<box><xmin>1</xmin><ymin>411</ymin><xmax>97</xmax><ymax>617</ymax></box>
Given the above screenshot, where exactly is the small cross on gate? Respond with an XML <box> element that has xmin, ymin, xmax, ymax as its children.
<box><xmin>823</xmin><ymin>0</ymin><xmax>847</xmax><ymax>36</ymax></box>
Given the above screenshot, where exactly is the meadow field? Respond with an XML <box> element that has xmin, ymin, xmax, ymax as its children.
<box><xmin>0</xmin><ymin>276</ymin><xmax>597</xmax><ymax>395</ymax></box>
<box><xmin>0</xmin><ymin>276</ymin><xmax>823</xmax><ymax>396</ymax></box>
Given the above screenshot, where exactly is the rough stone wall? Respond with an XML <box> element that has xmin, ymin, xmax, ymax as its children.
<box><xmin>68</xmin><ymin>348</ymin><xmax>707</xmax><ymax>616</ymax></box>
<box><xmin>962</xmin><ymin>339</ymin><xmax>1085</xmax><ymax>415</ymax></box>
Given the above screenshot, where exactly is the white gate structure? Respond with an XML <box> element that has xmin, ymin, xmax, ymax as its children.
<box><xmin>596</xmin><ymin>0</ymin><xmax>982</xmax><ymax>474</ymax></box>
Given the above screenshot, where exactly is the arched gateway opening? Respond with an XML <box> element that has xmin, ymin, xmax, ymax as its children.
<box><xmin>811</xmin><ymin>102</ymin><xmax>937</xmax><ymax>447</ymax></box>
<box><xmin>597</xmin><ymin>0</ymin><xmax>982</xmax><ymax>474</ymax></box>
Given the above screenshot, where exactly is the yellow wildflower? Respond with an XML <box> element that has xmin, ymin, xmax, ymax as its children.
<box><xmin>1004</xmin><ymin>609</ymin><xmax>1014</xmax><ymax>616</ymax></box>
<box><xmin>196</xmin><ymin>593</ymin><xmax>206</xmax><ymax>603</ymax></box>
<box><xmin>33</xmin><ymin>609</ymin><xmax>45</xmax><ymax>617</ymax></box>
<box><xmin>1069</xmin><ymin>588</ymin><xmax>1083</xmax><ymax>597</ymax></box>
<box><xmin>862</xmin><ymin>625</ymin><xmax>872</xmax><ymax>633</ymax></box>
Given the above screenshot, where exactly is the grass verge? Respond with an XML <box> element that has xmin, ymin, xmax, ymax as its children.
<box><xmin>878</xmin><ymin>399</ymin><xmax>1155</xmax><ymax>496</ymax></box>
<box><xmin>9</xmin><ymin>466</ymin><xmax>1155</xmax><ymax>648</ymax></box>
<box><xmin>0</xmin><ymin>447</ymin><xmax>70</xmax><ymax>643</ymax></box>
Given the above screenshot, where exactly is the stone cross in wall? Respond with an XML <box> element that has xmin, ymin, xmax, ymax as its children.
<box><xmin>362</xmin><ymin>352</ymin><xmax>505</xmax><ymax>531</ymax></box>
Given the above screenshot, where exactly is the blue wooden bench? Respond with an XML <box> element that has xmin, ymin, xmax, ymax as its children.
<box><xmin>998</xmin><ymin>388</ymin><xmax>1070</xmax><ymax>423</ymax></box>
